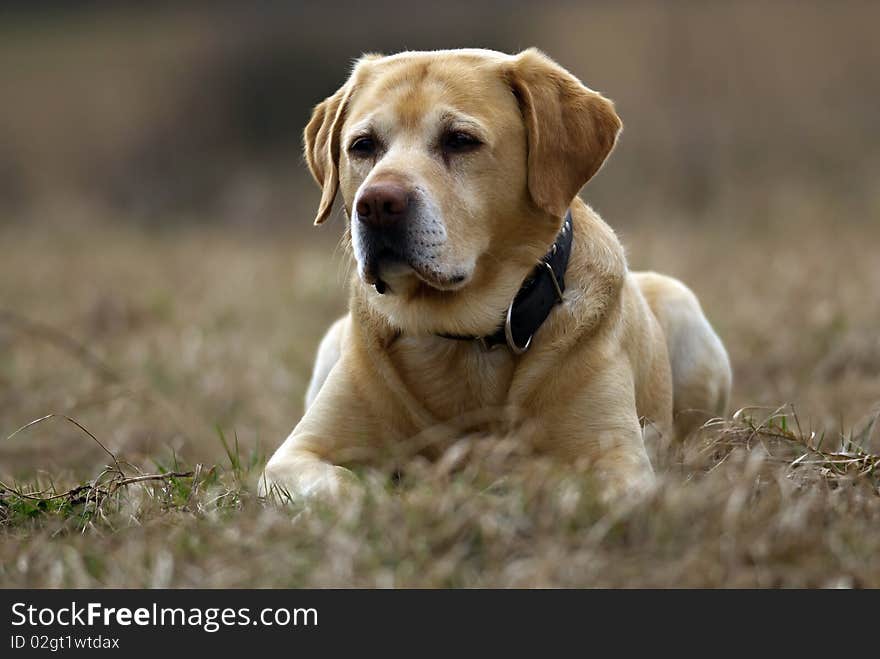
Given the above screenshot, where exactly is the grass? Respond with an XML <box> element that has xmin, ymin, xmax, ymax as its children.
<box><xmin>1</xmin><ymin>209</ymin><xmax>879</xmax><ymax>588</ymax></box>
<box><xmin>1</xmin><ymin>2</ymin><xmax>879</xmax><ymax>588</ymax></box>
<box><xmin>1</xmin><ymin>408</ymin><xmax>878</xmax><ymax>587</ymax></box>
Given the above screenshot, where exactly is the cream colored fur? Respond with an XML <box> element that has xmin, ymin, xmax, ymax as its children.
<box><xmin>265</xmin><ymin>48</ymin><xmax>731</xmax><ymax>503</ymax></box>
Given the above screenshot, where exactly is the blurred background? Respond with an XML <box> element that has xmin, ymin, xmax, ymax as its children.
<box><xmin>1</xmin><ymin>1</ymin><xmax>879</xmax><ymax>478</ymax></box>
<box><xmin>3</xmin><ymin>0</ymin><xmax>879</xmax><ymax>227</ymax></box>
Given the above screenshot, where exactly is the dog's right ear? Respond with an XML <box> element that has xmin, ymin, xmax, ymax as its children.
<box><xmin>303</xmin><ymin>82</ymin><xmax>355</xmax><ymax>225</ymax></box>
<box><xmin>303</xmin><ymin>55</ymin><xmax>381</xmax><ymax>226</ymax></box>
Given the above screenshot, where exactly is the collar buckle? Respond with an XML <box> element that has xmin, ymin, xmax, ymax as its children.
<box><xmin>504</xmin><ymin>254</ymin><xmax>566</xmax><ymax>355</ymax></box>
<box><xmin>504</xmin><ymin>298</ymin><xmax>533</xmax><ymax>354</ymax></box>
<box><xmin>541</xmin><ymin>261</ymin><xmax>565</xmax><ymax>304</ymax></box>
<box><xmin>436</xmin><ymin>209</ymin><xmax>572</xmax><ymax>355</ymax></box>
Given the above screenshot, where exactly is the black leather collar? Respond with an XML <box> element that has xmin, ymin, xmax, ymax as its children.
<box><xmin>440</xmin><ymin>209</ymin><xmax>573</xmax><ymax>353</ymax></box>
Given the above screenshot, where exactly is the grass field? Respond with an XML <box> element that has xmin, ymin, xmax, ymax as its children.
<box><xmin>1</xmin><ymin>1</ymin><xmax>879</xmax><ymax>588</ymax></box>
<box><xmin>2</xmin><ymin>203</ymin><xmax>879</xmax><ymax>588</ymax></box>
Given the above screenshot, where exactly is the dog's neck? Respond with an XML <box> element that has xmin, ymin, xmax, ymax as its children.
<box><xmin>437</xmin><ymin>209</ymin><xmax>574</xmax><ymax>353</ymax></box>
<box><xmin>349</xmin><ymin>201</ymin><xmax>628</xmax><ymax>430</ymax></box>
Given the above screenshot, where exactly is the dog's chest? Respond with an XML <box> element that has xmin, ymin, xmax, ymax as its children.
<box><xmin>389</xmin><ymin>337</ymin><xmax>516</xmax><ymax>421</ymax></box>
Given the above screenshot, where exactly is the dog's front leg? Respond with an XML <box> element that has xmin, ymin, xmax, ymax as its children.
<box><xmin>535</xmin><ymin>357</ymin><xmax>657</xmax><ymax>504</ymax></box>
<box><xmin>263</xmin><ymin>355</ymin><xmax>375</xmax><ymax>502</ymax></box>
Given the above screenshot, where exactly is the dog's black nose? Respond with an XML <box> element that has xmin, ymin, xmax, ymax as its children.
<box><xmin>356</xmin><ymin>182</ymin><xmax>410</xmax><ymax>228</ymax></box>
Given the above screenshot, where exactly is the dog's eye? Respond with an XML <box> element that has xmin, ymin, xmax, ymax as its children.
<box><xmin>349</xmin><ymin>136</ymin><xmax>377</xmax><ymax>157</ymax></box>
<box><xmin>442</xmin><ymin>131</ymin><xmax>482</xmax><ymax>154</ymax></box>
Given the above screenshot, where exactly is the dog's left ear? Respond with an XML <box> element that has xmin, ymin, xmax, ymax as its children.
<box><xmin>504</xmin><ymin>49</ymin><xmax>622</xmax><ymax>218</ymax></box>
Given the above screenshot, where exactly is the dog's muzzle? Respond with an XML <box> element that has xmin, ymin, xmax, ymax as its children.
<box><xmin>353</xmin><ymin>182</ymin><xmax>418</xmax><ymax>294</ymax></box>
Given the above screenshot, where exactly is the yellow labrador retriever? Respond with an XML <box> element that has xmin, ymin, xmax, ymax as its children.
<box><xmin>264</xmin><ymin>48</ymin><xmax>731</xmax><ymax>502</ymax></box>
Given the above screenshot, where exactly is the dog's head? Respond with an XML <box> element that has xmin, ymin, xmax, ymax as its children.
<box><xmin>304</xmin><ymin>48</ymin><xmax>621</xmax><ymax>336</ymax></box>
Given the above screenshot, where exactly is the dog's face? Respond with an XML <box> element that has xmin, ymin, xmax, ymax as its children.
<box><xmin>304</xmin><ymin>48</ymin><xmax>621</xmax><ymax>336</ymax></box>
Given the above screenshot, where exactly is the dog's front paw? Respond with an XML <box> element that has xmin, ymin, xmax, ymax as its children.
<box><xmin>598</xmin><ymin>468</ymin><xmax>656</xmax><ymax>506</ymax></box>
<box><xmin>592</xmin><ymin>451</ymin><xmax>656</xmax><ymax>506</ymax></box>
<box><xmin>261</xmin><ymin>458</ymin><xmax>359</xmax><ymax>504</ymax></box>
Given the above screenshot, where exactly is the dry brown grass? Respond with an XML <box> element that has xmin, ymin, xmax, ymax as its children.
<box><xmin>1</xmin><ymin>207</ymin><xmax>878</xmax><ymax>588</ymax></box>
<box><xmin>1</xmin><ymin>1</ymin><xmax>878</xmax><ymax>588</ymax></box>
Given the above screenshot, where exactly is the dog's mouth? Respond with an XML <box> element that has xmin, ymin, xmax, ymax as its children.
<box><xmin>361</xmin><ymin>251</ymin><xmax>469</xmax><ymax>295</ymax></box>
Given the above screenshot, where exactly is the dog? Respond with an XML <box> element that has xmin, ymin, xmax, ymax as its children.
<box><xmin>263</xmin><ymin>48</ymin><xmax>731</xmax><ymax>502</ymax></box>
